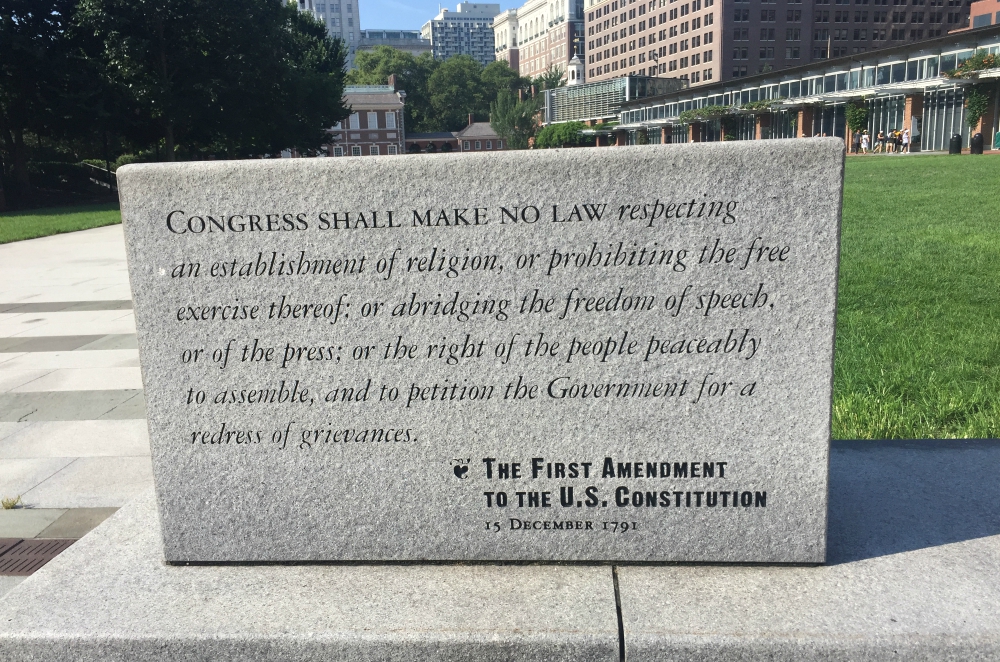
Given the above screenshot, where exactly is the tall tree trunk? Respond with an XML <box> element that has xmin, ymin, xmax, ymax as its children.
<box><xmin>165</xmin><ymin>122</ymin><xmax>176</xmax><ymax>161</ymax></box>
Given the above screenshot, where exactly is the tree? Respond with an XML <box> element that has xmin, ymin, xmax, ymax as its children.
<box><xmin>965</xmin><ymin>85</ymin><xmax>991</xmax><ymax>129</ymax></box>
<box><xmin>348</xmin><ymin>46</ymin><xmax>438</xmax><ymax>133</ymax></box>
<box><xmin>77</xmin><ymin>0</ymin><xmax>348</xmax><ymax>160</ymax></box>
<box><xmin>0</xmin><ymin>0</ymin><xmax>92</xmax><ymax>203</ymax></box>
<box><xmin>534</xmin><ymin>121</ymin><xmax>590</xmax><ymax>149</ymax></box>
<box><xmin>531</xmin><ymin>65</ymin><xmax>565</xmax><ymax>91</ymax></box>
<box><xmin>427</xmin><ymin>55</ymin><xmax>487</xmax><ymax>131</ymax></box>
<box><xmin>490</xmin><ymin>89</ymin><xmax>539</xmax><ymax>150</ymax></box>
<box><xmin>481</xmin><ymin>60</ymin><xmax>527</xmax><ymax>101</ymax></box>
<box><xmin>845</xmin><ymin>102</ymin><xmax>869</xmax><ymax>133</ymax></box>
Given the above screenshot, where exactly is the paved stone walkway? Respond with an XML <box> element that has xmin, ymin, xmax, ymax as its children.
<box><xmin>0</xmin><ymin>225</ymin><xmax>152</xmax><ymax>594</ymax></box>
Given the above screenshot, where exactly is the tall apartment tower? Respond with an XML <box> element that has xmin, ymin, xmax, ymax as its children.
<box><xmin>494</xmin><ymin>0</ymin><xmax>587</xmax><ymax>80</ymax></box>
<box><xmin>583</xmin><ymin>0</ymin><xmax>972</xmax><ymax>87</ymax></box>
<box><xmin>422</xmin><ymin>3</ymin><xmax>501</xmax><ymax>65</ymax></box>
<box><xmin>297</xmin><ymin>0</ymin><xmax>363</xmax><ymax>68</ymax></box>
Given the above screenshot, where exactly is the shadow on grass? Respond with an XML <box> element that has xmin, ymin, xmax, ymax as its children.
<box><xmin>828</xmin><ymin>439</ymin><xmax>1000</xmax><ymax>564</ymax></box>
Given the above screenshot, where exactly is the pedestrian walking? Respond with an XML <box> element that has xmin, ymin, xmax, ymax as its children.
<box><xmin>902</xmin><ymin>128</ymin><xmax>910</xmax><ymax>153</ymax></box>
<box><xmin>852</xmin><ymin>130</ymin><xmax>861</xmax><ymax>154</ymax></box>
<box><xmin>874</xmin><ymin>130</ymin><xmax>885</xmax><ymax>153</ymax></box>
<box><xmin>860</xmin><ymin>131</ymin><xmax>870</xmax><ymax>154</ymax></box>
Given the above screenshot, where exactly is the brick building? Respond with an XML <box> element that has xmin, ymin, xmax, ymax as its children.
<box><xmin>583</xmin><ymin>0</ymin><xmax>974</xmax><ymax>88</ymax></box>
<box><xmin>328</xmin><ymin>84</ymin><xmax>405</xmax><ymax>157</ymax></box>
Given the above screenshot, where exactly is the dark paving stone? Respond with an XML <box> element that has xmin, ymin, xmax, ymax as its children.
<box><xmin>37</xmin><ymin>508</ymin><xmax>118</xmax><ymax>539</ymax></box>
<box><xmin>0</xmin><ymin>301</ymin><xmax>132</xmax><ymax>314</ymax></box>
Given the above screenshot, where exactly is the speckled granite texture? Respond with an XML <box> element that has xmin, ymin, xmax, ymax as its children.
<box><xmin>118</xmin><ymin>141</ymin><xmax>844</xmax><ymax>562</ymax></box>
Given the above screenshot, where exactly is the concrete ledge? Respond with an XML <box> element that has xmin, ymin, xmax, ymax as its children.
<box><xmin>2</xmin><ymin>440</ymin><xmax>999</xmax><ymax>661</ymax></box>
<box><xmin>0</xmin><ymin>492</ymin><xmax>619</xmax><ymax>662</ymax></box>
<box><xmin>620</xmin><ymin>439</ymin><xmax>1000</xmax><ymax>661</ymax></box>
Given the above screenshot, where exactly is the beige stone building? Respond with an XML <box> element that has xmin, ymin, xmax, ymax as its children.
<box><xmin>493</xmin><ymin>0</ymin><xmax>587</xmax><ymax>81</ymax></box>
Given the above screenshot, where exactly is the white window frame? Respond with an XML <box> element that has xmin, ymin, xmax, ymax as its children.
<box><xmin>367</xmin><ymin>111</ymin><xmax>378</xmax><ymax>129</ymax></box>
<box><xmin>486</xmin><ymin>140</ymin><xmax>493</xmax><ymax>149</ymax></box>
<box><xmin>333</xmin><ymin>146</ymin><xmax>344</xmax><ymax>157</ymax></box>
<box><xmin>385</xmin><ymin>112</ymin><xmax>396</xmax><ymax>129</ymax></box>
<box><xmin>463</xmin><ymin>140</ymin><xmax>471</xmax><ymax>150</ymax></box>
<box><xmin>387</xmin><ymin>144</ymin><xmax>398</xmax><ymax>155</ymax></box>
<box><xmin>475</xmin><ymin>140</ymin><xmax>482</xmax><ymax>150</ymax></box>
<box><xmin>351</xmin><ymin>146</ymin><xmax>361</xmax><ymax>156</ymax></box>
<box><xmin>349</xmin><ymin>113</ymin><xmax>360</xmax><ymax>129</ymax></box>
<box><xmin>370</xmin><ymin>145</ymin><xmax>379</xmax><ymax>155</ymax></box>
<box><xmin>497</xmin><ymin>140</ymin><xmax>503</xmax><ymax>149</ymax></box>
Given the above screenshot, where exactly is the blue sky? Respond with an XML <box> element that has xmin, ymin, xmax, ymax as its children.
<box><xmin>361</xmin><ymin>1</ymin><xmax>521</xmax><ymax>31</ymax></box>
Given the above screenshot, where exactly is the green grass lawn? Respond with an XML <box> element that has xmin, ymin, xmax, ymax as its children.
<box><xmin>0</xmin><ymin>203</ymin><xmax>121</xmax><ymax>244</ymax></box>
<box><xmin>834</xmin><ymin>154</ymin><xmax>1000</xmax><ymax>439</ymax></box>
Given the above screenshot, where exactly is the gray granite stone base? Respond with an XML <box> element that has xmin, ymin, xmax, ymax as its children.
<box><xmin>0</xmin><ymin>493</ymin><xmax>619</xmax><ymax>662</ymax></box>
<box><xmin>2</xmin><ymin>440</ymin><xmax>999</xmax><ymax>661</ymax></box>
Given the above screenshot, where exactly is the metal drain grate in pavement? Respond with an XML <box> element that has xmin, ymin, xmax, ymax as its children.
<box><xmin>0</xmin><ymin>538</ymin><xmax>75</xmax><ymax>576</ymax></box>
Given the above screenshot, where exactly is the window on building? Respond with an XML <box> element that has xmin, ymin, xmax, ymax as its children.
<box><xmin>680</xmin><ymin>55</ymin><xmax>689</xmax><ymax>67</ymax></box>
<box><xmin>761</xmin><ymin>27</ymin><xmax>775</xmax><ymax>39</ymax></box>
<box><xmin>787</xmin><ymin>27</ymin><xmax>801</xmax><ymax>39</ymax></box>
<box><xmin>816</xmin><ymin>10</ymin><xmax>830</xmax><ymax>20</ymax></box>
<box><xmin>704</xmin><ymin>48</ymin><xmax>713</xmax><ymax>60</ymax></box>
<box><xmin>387</xmin><ymin>144</ymin><xmax>397</xmax><ymax>155</ymax></box>
<box><xmin>367</xmin><ymin>112</ymin><xmax>378</xmax><ymax>129</ymax></box>
<box><xmin>691</xmin><ymin>71</ymin><xmax>700</xmax><ymax>82</ymax></box>
<box><xmin>463</xmin><ymin>141</ymin><xmax>470</xmax><ymax>150</ymax></box>
<box><xmin>333</xmin><ymin>146</ymin><xmax>344</xmax><ymax>157</ymax></box>
<box><xmin>734</xmin><ymin>8</ymin><xmax>749</xmax><ymax>20</ymax></box>
<box><xmin>705</xmin><ymin>31</ymin><xmax>714</xmax><ymax>42</ymax></box>
<box><xmin>761</xmin><ymin>9</ymin><xmax>776</xmax><ymax>20</ymax></box>
<box><xmin>787</xmin><ymin>9</ymin><xmax>802</xmax><ymax>19</ymax></box>
<box><xmin>786</xmin><ymin>46</ymin><xmax>801</xmax><ymax>57</ymax></box>
<box><xmin>734</xmin><ymin>27</ymin><xmax>749</xmax><ymax>39</ymax></box>
<box><xmin>385</xmin><ymin>113</ymin><xmax>396</xmax><ymax>129</ymax></box>
<box><xmin>733</xmin><ymin>65</ymin><xmax>748</xmax><ymax>76</ymax></box>
<box><xmin>369</xmin><ymin>145</ymin><xmax>379</xmax><ymax>155</ymax></box>
<box><xmin>705</xmin><ymin>12</ymin><xmax>714</xmax><ymax>24</ymax></box>
<box><xmin>486</xmin><ymin>140</ymin><xmax>493</xmax><ymax>149</ymax></box>
<box><xmin>349</xmin><ymin>113</ymin><xmax>359</xmax><ymax>129</ymax></box>
<box><xmin>733</xmin><ymin>46</ymin><xmax>748</xmax><ymax>58</ymax></box>
<box><xmin>760</xmin><ymin>46</ymin><xmax>775</xmax><ymax>58</ymax></box>
<box><xmin>351</xmin><ymin>146</ymin><xmax>361</xmax><ymax>156</ymax></box>
<box><xmin>497</xmin><ymin>140</ymin><xmax>503</xmax><ymax>149</ymax></box>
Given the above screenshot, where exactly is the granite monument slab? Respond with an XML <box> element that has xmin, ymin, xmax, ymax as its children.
<box><xmin>118</xmin><ymin>139</ymin><xmax>844</xmax><ymax>562</ymax></box>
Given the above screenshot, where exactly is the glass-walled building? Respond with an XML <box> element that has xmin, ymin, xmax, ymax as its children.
<box><xmin>611</xmin><ymin>24</ymin><xmax>1000</xmax><ymax>149</ymax></box>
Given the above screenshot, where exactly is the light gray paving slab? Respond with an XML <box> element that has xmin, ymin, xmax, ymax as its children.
<box><xmin>0</xmin><ymin>491</ymin><xmax>620</xmax><ymax>662</ymax></box>
<box><xmin>7</xmin><ymin>367</ymin><xmax>142</xmax><ymax>392</ymax></box>
<box><xmin>0</xmin><ymin>350</ymin><xmax>139</xmax><ymax>369</ymax></box>
<box><xmin>0</xmin><ymin>310</ymin><xmax>136</xmax><ymax>337</ymax></box>
<box><xmin>0</xmin><ymin>390</ymin><xmax>145</xmax><ymax>422</ymax></box>
<box><xmin>0</xmin><ymin>370</ymin><xmax>52</xmax><ymax>393</ymax></box>
<box><xmin>0</xmin><ymin>577</ymin><xmax>25</xmax><ymax>598</ymax></box>
<box><xmin>0</xmin><ymin>420</ymin><xmax>150</xmax><ymax>459</ymax></box>
<box><xmin>120</xmin><ymin>140</ymin><xmax>844</xmax><ymax>563</ymax></box>
<box><xmin>618</xmin><ymin>440</ymin><xmax>1000</xmax><ymax>662</ymax></box>
<box><xmin>0</xmin><ymin>422</ymin><xmax>23</xmax><ymax>441</ymax></box>
<box><xmin>36</xmin><ymin>507</ymin><xmax>118</xmax><ymax>538</ymax></box>
<box><xmin>0</xmin><ymin>334</ymin><xmax>137</xmax><ymax>353</ymax></box>
<box><xmin>0</xmin><ymin>509</ymin><xmax>67</xmax><ymax>538</ymax></box>
<box><xmin>20</xmin><ymin>457</ymin><xmax>153</xmax><ymax>508</ymax></box>
<box><xmin>0</xmin><ymin>458</ymin><xmax>75</xmax><ymax>502</ymax></box>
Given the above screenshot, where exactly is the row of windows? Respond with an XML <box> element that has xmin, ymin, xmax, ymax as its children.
<box><xmin>333</xmin><ymin>111</ymin><xmax>398</xmax><ymax>131</ymax></box>
<box><xmin>332</xmin><ymin>145</ymin><xmax>399</xmax><ymax>157</ymax></box>
<box><xmin>733</xmin><ymin>7</ymin><xmax>960</xmax><ymax>21</ymax></box>
<box><xmin>665</xmin><ymin>49</ymin><xmax>713</xmax><ymax>69</ymax></box>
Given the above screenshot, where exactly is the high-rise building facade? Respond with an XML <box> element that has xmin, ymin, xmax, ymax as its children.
<box><xmin>358</xmin><ymin>30</ymin><xmax>433</xmax><ymax>58</ymax></box>
<box><xmin>422</xmin><ymin>3</ymin><xmax>501</xmax><ymax>65</ymax></box>
<box><xmin>583</xmin><ymin>0</ymin><xmax>972</xmax><ymax>87</ymax></box>
<box><xmin>494</xmin><ymin>0</ymin><xmax>587</xmax><ymax>79</ymax></box>
<box><xmin>297</xmin><ymin>0</ymin><xmax>363</xmax><ymax>68</ymax></box>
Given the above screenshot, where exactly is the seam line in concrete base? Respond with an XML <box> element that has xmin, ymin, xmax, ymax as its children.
<box><xmin>613</xmin><ymin>565</ymin><xmax>625</xmax><ymax>662</ymax></box>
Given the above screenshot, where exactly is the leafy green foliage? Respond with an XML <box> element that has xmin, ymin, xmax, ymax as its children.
<box><xmin>740</xmin><ymin>98</ymin><xmax>783</xmax><ymax>112</ymax></box>
<box><xmin>845</xmin><ymin>102</ymin><xmax>869</xmax><ymax>132</ymax></box>
<box><xmin>75</xmin><ymin>0</ymin><xmax>349</xmax><ymax>159</ymax></box>
<box><xmin>489</xmin><ymin>89</ymin><xmax>540</xmax><ymax>150</ymax></box>
<box><xmin>678</xmin><ymin>105</ymin><xmax>732</xmax><ymax>123</ymax></box>
<box><xmin>534</xmin><ymin>121</ymin><xmax>592</xmax><ymax>148</ymax></box>
<box><xmin>531</xmin><ymin>66</ymin><xmax>566</xmax><ymax>91</ymax></box>
<box><xmin>964</xmin><ymin>84</ymin><xmax>991</xmax><ymax>128</ymax></box>
<box><xmin>945</xmin><ymin>49</ymin><xmax>1000</xmax><ymax>78</ymax></box>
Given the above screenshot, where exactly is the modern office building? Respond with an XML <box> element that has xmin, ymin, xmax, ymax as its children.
<box><xmin>543</xmin><ymin>75</ymin><xmax>687</xmax><ymax>124</ymax></box>
<box><xmin>953</xmin><ymin>0</ymin><xmax>1000</xmax><ymax>29</ymax></box>
<box><xmin>422</xmin><ymin>3</ymin><xmax>501</xmax><ymax>65</ymax></box>
<box><xmin>296</xmin><ymin>0</ymin><xmax>363</xmax><ymax>68</ymax></box>
<box><xmin>327</xmin><ymin>84</ymin><xmax>406</xmax><ymax>156</ymax></box>
<box><xmin>493</xmin><ymin>0</ymin><xmax>587</xmax><ymax>80</ymax></box>
<box><xmin>582</xmin><ymin>0</ymin><xmax>973</xmax><ymax>89</ymax></box>
<box><xmin>358</xmin><ymin>30</ymin><xmax>433</xmax><ymax>57</ymax></box>
<box><xmin>603</xmin><ymin>24</ymin><xmax>1000</xmax><ymax>150</ymax></box>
